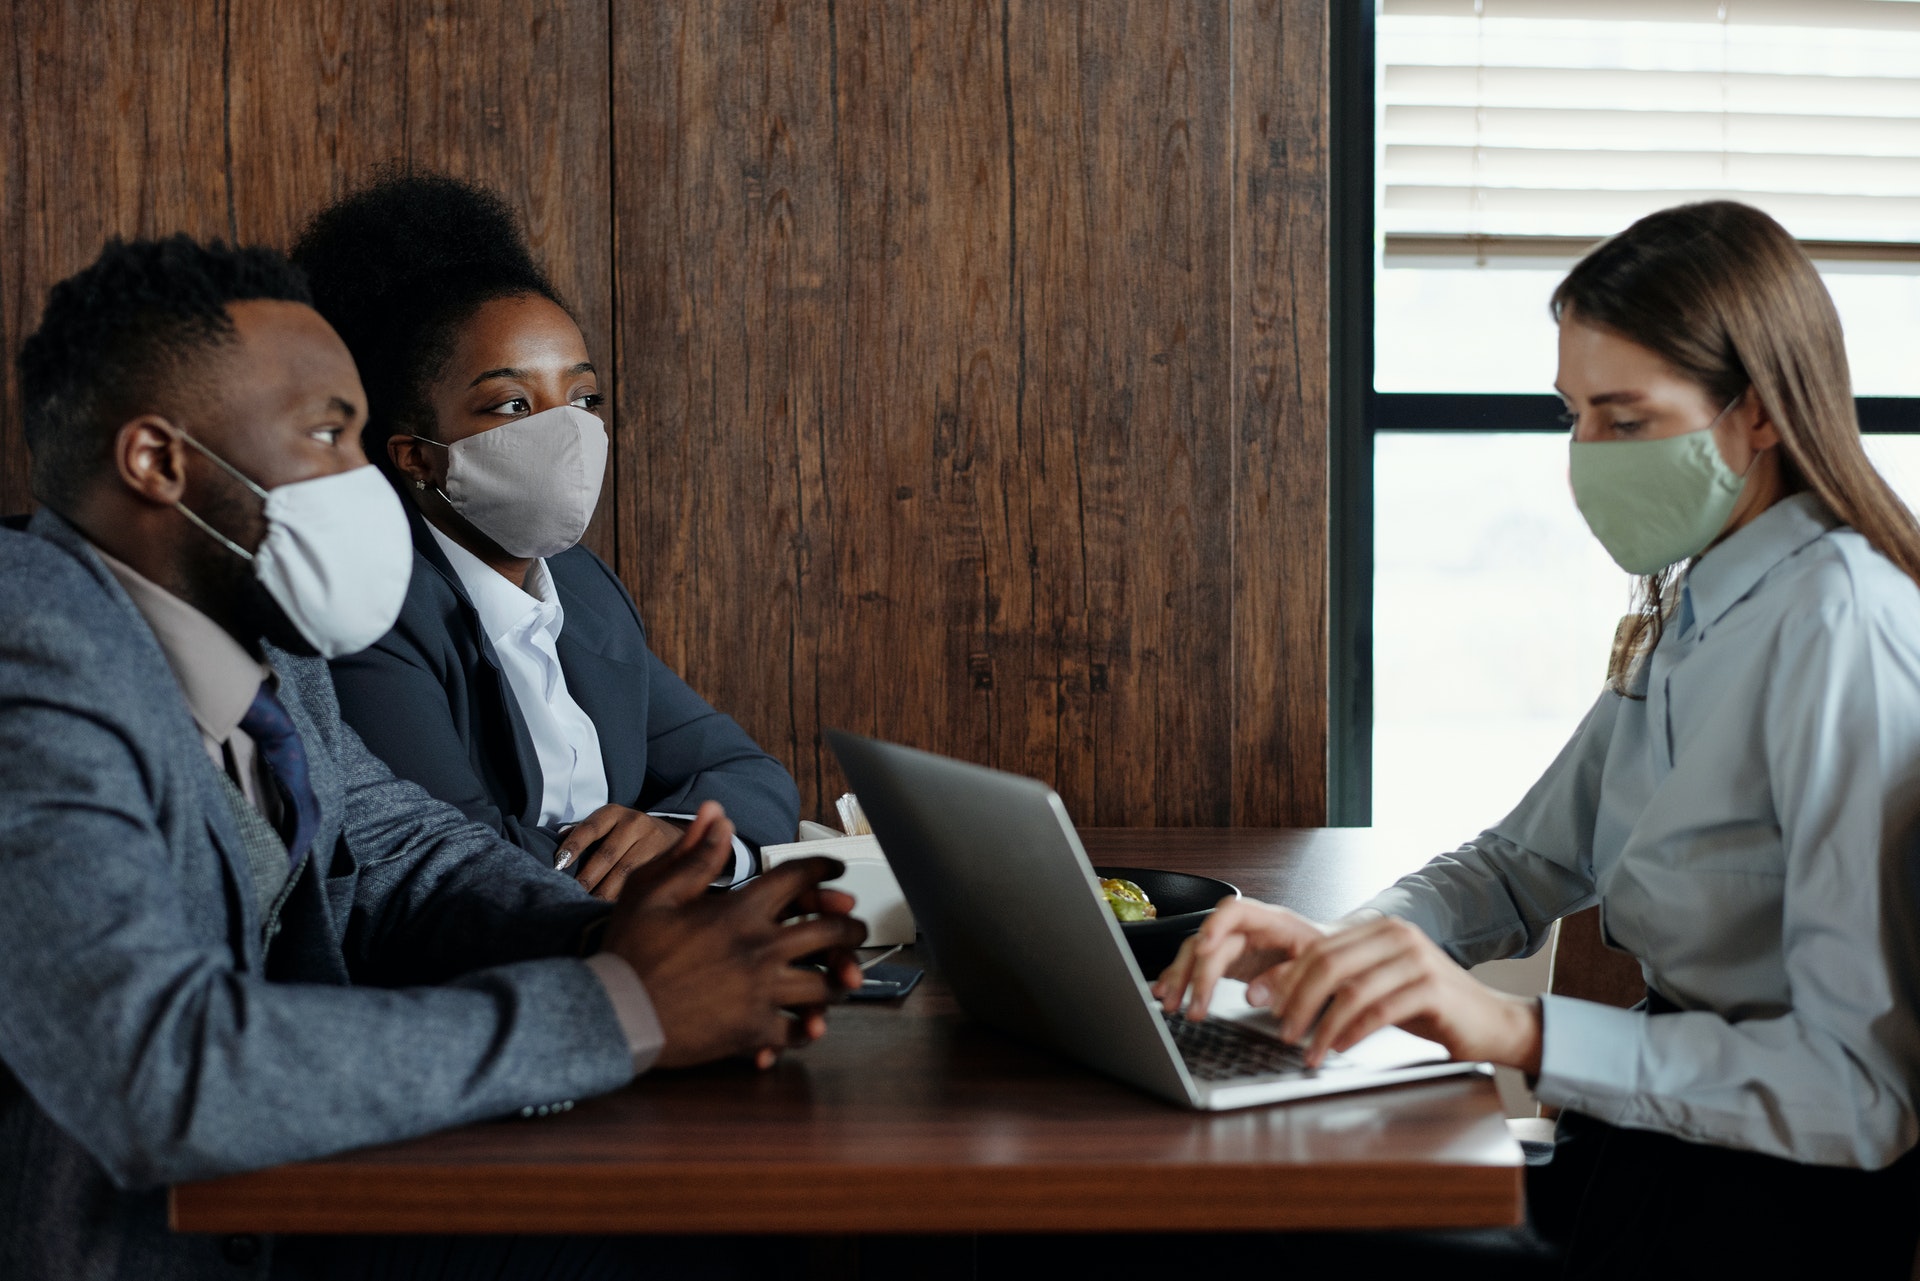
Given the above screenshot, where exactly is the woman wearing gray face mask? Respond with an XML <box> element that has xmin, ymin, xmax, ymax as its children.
<box><xmin>293</xmin><ymin>172</ymin><xmax>800</xmax><ymax>900</ymax></box>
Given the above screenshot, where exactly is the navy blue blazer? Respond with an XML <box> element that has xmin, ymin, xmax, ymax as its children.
<box><xmin>329</xmin><ymin>513</ymin><xmax>799</xmax><ymax>865</ymax></box>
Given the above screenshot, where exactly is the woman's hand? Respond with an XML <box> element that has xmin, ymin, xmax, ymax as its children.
<box><xmin>1152</xmin><ymin>897</ymin><xmax>1333</xmax><ymax>1019</ymax></box>
<box><xmin>558</xmin><ymin>805</ymin><xmax>707</xmax><ymax>901</ymax></box>
<box><xmin>1246</xmin><ymin>914</ymin><xmax>1543</xmax><ymax>1072</ymax></box>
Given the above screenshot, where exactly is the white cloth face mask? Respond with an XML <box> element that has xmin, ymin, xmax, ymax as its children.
<box><xmin>415</xmin><ymin>404</ymin><xmax>609</xmax><ymax>559</ymax></box>
<box><xmin>171</xmin><ymin>432</ymin><xmax>414</xmax><ymax>659</ymax></box>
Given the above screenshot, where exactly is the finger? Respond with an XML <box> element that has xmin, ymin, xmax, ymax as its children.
<box><xmin>576</xmin><ymin>826</ymin><xmax>648</xmax><ymax>894</ymax></box>
<box><xmin>1306</xmin><ymin>953</ymin><xmax>1425</xmax><ymax>1062</ymax></box>
<box><xmin>739</xmin><ymin>856</ymin><xmax>848</xmax><ymax>917</ymax></box>
<box><xmin>1185</xmin><ymin>930</ymin><xmax>1248</xmax><ymax>1022</ymax></box>
<box><xmin>1315</xmin><ymin>981</ymin><xmax>1435</xmax><ymax>1067</ymax></box>
<box><xmin>772</xmin><ymin>967</ymin><xmax>837</xmax><ymax>1008</ymax></box>
<box><xmin>554</xmin><ymin>808</ymin><xmax>621</xmax><ymax>871</ymax></box>
<box><xmin>1272</xmin><ymin>925</ymin><xmax>1415</xmax><ymax>1042</ymax></box>
<box><xmin>587</xmin><ymin>845</ymin><xmax>661</xmax><ymax>903</ymax></box>
<box><xmin>763</xmin><ymin>912</ymin><xmax>869</xmax><ymax>963</ymax></box>
<box><xmin>785</xmin><ymin>884</ymin><xmax>856</xmax><ymax>919</ymax></box>
<box><xmin>619</xmin><ymin>811</ymin><xmax>736</xmax><ymax>907</ymax></box>
<box><xmin>1154</xmin><ymin>934</ymin><xmax>1201</xmax><ymax>1009</ymax></box>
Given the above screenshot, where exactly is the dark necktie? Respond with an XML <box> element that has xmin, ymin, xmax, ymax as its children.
<box><xmin>239</xmin><ymin>683</ymin><xmax>319</xmax><ymax>869</ymax></box>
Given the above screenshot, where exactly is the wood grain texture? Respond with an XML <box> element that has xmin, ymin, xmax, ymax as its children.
<box><xmin>0</xmin><ymin>0</ymin><xmax>232</xmax><ymax>514</ymax></box>
<box><xmin>4</xmin><ymin>1</ymin><xmax>1330</xmax><ymax>827</ymax></box>
<box><xmin>1232</xmin><ymin>0</ymin><xmax>1329</xmax><ymax>824</ymax></box>
<box><xmin>614</xmin><ymin>1</ymin><xmax>1326</xmax><ymax>827</ymax></box>
<box><xmin>2</xmin><ymin>0</ymin><xmax>619</xmax><ymax>560</ymax></box>
<box><xmin>171</xmin><ymin>829</ymin><xmax>1522</xmax><ymax>1237</ymax></box>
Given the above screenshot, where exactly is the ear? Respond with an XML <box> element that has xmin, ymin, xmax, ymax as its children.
<box><xmin>386</xmin><ymin>432</ymin><xmax>441</xmax><ymax>492</ymax></box>
<box><xmin>114</xmin><ymin>416</ymin><xmax>190</xmax><ymax>507</ymax></box>
<box><xmin>1740</xmin><ymin>387</ymin><xmax>1781</xmax><ymax>452</ymax></box>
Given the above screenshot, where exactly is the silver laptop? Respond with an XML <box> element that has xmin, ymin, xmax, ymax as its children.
<box><xmin>827</xmin><ymin>730</ymin><xmax>1486</xmax><ymax>1110</ymax></box>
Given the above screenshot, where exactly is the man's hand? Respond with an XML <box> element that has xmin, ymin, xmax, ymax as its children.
<box><xmin>557</xmin><ymin>805</ymin><xmax>692</xmax><ymax>901</ymax></box>
<box><xmin>599</xmin><ymin>802</ymin><xmax>867</xmax><ymax>1070</ymax></box>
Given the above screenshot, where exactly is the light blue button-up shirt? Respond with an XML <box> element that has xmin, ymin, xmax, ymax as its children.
<box><xmin>1365</xmin><ymin>491</ymin><xmax>1920</xmax><ymax>1169</ymax></box>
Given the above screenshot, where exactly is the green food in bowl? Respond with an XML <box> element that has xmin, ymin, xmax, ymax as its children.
<box><xmin>1100</xmin><ymin>877</ymin><xmax>1157</xmax><ymax>922</ymax></box>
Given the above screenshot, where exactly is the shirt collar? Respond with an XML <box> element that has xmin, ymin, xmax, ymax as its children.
<box><xmin>1682</xmin><ymin>491</ymin><xmax>1840</xmax><ymax>635</ymax></box>
<box><xmin>424</xmin><ymin>523</ymin><xmax>562</xmax><ymax>644</ymax></box>
<box><xmin>93</xmin><ymin>547</ymin><xmax>271</xmax><ymax>744</ymax></box>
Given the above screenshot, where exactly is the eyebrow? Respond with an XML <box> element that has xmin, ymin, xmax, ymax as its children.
<box><xmin>327</xmin><ymin>395</ymin><xmax>361</xmax><ymax>419</ymax></box>
<box><xmin>1551</xmin><ymin>385</ymin><xmax>1648</xmax><ymax>407</ymax></box>
<box><xmin>467</xmin><ymin>362</ymin><xmax>596</xmax><ymax>389</ymax></box>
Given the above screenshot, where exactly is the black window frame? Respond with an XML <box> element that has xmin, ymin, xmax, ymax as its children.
<box><xmin>1328</xmin><ymin>1</ymin><xmax>1920</xmax><ymax>826</ymax></box>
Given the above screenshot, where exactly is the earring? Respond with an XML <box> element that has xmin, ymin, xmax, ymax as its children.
<box><xmin>413</xmin><ymin>480</ymin><xmax>426</xmax><ymax>491</ymax></box>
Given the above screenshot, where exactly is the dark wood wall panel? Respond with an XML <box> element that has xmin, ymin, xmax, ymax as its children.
<box><xmin>1231</xmin><ymin>0</ymin><xmax>1329</xmax><ymax>824</ymax></box>
<box><xmin>3</xmin><ymin>0</ymin><xmax>617</xmax><ymax>561</ymax></box>
<box><xmin>4</xmin><ymin>0</ymin><xmax>1328</xmax><ymax>829</ymax></box>
<box><xmin>615</xmin><ymin>1</ymin><xmax>1324</xmax><ymax>825</ymax></box>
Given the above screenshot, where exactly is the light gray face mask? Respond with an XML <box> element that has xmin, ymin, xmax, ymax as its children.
<box><xmin>416</xmin><ymin>405</ymin><xmax>609</xmax><ymax>558</ymax></box>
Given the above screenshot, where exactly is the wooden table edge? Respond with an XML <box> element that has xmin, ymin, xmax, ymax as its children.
<box><xmin>172</xmin><ymin>1159</ymin><xmax>1524</xmax><ymax>1235</ymax></box>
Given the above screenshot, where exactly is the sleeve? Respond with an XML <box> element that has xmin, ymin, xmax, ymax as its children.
<box><xmin>329</xmin><ymin>616</ymin><xmax>565</xmax><ymax>865</ymax></box>
<box><xmin>0</xmin><ymin>602</ymin><xmax>633</xmax><ymax>1191</ymax></box>
<box><xmin>1533</xmin><ymin>598</ymin><xmax>1920</xmax><ymax>1169</ymax></box>
<box><xmin>1359</xmin><ymin>692</ymin><xmax>1616</xmax><ymax>966</ymax></box>
<box><xmin>282</xmin><ymin>656</ymin><xmax>607</xmax><ymax>986</ymax></box>
<box><xmin>593</xmin><ymin>558</ymin><xmax>801</xmax><ymax>853</ymax></box>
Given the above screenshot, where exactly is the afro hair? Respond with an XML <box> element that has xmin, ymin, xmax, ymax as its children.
<box><xmin>17</xmin><ymin>235</ymin><xmax>311</xmax><ymax>509</ymax></box>
<box><xmin>289</xmin><ymin>168</ymin><xmax>568</xmax><ymax>472</ymax></box>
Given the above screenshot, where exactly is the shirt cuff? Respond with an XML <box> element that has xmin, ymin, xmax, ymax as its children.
<box><xmin>647</xmin><ymin>811</ymin><xmax>756</xmax><ymax>885</ymax></box>
<box><xmin>583</xmin><ymin>952</ymin><xmax>666</xmax><ymax>1075</ymax></box>
<box><xmin>1534</xmin><ymin>992</ymin><xmax>1644</xmax><ymax>1117</ymax></box>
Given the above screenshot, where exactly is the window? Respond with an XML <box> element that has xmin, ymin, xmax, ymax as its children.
<box><xmin>1341</xmin><ymin>0</ymin><xmax>1920</xmax><ymax>829</ymax></box>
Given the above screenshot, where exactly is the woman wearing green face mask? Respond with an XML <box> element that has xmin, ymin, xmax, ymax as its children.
<box><xmin>1156</xmin><ymin>202</ymin><xmax>1920</xmax><ymax>1276</ymax></box>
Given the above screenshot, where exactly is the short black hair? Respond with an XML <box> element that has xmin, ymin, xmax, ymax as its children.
<box><xmin>17</xmin><ymin>235</ymin><xmax>311</xmax><ymax>509</ymax></box>
<box><xmin>290</xmin><ymin>168</ymin><xmax>567</xmax><ymax>476</ymax></box>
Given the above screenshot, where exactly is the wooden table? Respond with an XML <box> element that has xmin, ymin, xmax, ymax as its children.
<box><xmin>171</xmin><ymin>829</ymin><xmax>1521</xmax><ymax>1236</ymax></box>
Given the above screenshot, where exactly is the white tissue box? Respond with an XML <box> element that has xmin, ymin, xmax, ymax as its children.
<box><xmin>759</xmin><ymin>833</ymin><xmax>915</xmax><ymax>946</ymax></box>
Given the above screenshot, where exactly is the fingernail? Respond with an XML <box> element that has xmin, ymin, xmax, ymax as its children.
<box><xmin>1247</xmin><ymin>982</ymin><xmax>1269</xmax><ymax>1004</ymax></box>
<box><xmin>554</xmin><ymin>850</ymin><xmax>575</xmax><ymax>871</ymax></box>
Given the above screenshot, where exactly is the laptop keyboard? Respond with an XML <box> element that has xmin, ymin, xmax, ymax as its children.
<box><xmin>1162</xmin><ymin>1009</ymin><xmax>1312</xmax><ymax>1082</ymax></box>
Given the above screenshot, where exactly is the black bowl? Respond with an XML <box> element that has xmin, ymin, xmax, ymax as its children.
<box><xmin>1093</xmin><ymin>866</ymin><xmax>1240</xmax><ymax>979</ymax></box>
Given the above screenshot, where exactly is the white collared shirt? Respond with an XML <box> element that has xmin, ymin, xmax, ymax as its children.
<box><xmin>427</xmin><ymin>525</ymin><xmax>609</xmax><ymax>827</ymax></box>
<box><xmin>1364</xmin><ymin>492</ymin><xmax>1920</xmax><ymax>1169</ymax></box>
<box><xmin>426</xmin><ymin>525</ymin><xmax>753</xmax><ymax>885</ymax></box>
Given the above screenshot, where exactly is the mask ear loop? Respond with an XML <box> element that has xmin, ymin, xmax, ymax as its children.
<box><xmin>1710</xmin><ymin>389</ymin><xmax>1769</xmax><ymax>479</ymax></box>
<box><xmin>167</xmin><ymin>427</ymin><xmax>271</xmax><ymax>562</ymax></box>
<box><xmin>404</xmin><ymin>435</ymin><xmax>457</xmax><ymax>506</ymax></box>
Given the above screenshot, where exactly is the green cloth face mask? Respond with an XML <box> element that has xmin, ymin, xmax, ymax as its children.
<box><xmin>1569</xmin><ymin>402</ymin><xmax>1752</xmax><ymax>575</ymax></box>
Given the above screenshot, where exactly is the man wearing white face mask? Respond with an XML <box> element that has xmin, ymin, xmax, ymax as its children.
<box><xmin>0</xmin><ymin>236</ymin><xmax>865</xmax><ymax>1281</ymax></box>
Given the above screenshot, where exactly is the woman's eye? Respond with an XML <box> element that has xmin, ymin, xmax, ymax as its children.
<box><xmin>1557</xmin><ymin>410</ymin><xmax>1579</xmax><ymax>429</ymax></box>
<box><xmin>1611</xmin><ymin>419</ymin><xmax>1647</xmax><ymax>436</ymax></box>
<box><xmin>487</xmin><ymin>398</ymin><xmax>531</xmax><ymax>416</ymax></box>
<box><xmin>308</xmin><ymin>427</ymin><xmax>344</xmax><ymax>446</ymax></box>
<box><xmin>572</xmin><ymin>392</ymin><xmax>606</xmax><ymax>411</ymax></box>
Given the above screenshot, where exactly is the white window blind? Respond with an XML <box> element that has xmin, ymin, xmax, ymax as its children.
<box><xmin>1381</xmin><ymin>0</ymin><xmax>1920</xmax><ymax>252</ymax></box>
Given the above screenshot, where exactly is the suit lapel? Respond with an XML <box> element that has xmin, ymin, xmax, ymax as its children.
<box><xmin>26</xmin><ymin>512</ymin><xmax>269</xmax><ymax>963</ymax></box>
<box><xmin>409</xmin><ymin>511</ymin><xmax>546</xmax><ymax>826</ymax></box>
<box><xmin>552</xmin><ymin>560</ymin><xmax>651</xmax><ymax>809</ymax></box>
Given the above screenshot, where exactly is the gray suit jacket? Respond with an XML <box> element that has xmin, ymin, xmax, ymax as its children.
<box><xmin>0</xmin><ymin>512</ymin><xmax>635</xmax><ymax>1281</ymax></box>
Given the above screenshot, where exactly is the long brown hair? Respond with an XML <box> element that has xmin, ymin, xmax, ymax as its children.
<box><xmin>1552</xmin><ymin>201</ymin><xmax>1920</xmax><ymax>693</ymax></box>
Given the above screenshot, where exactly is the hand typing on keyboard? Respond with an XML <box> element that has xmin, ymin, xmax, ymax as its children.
<box><xmin>1152</xmin><ymin>898</ymin><xmax>1543</xmax><ymax>1075</ymax></box>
